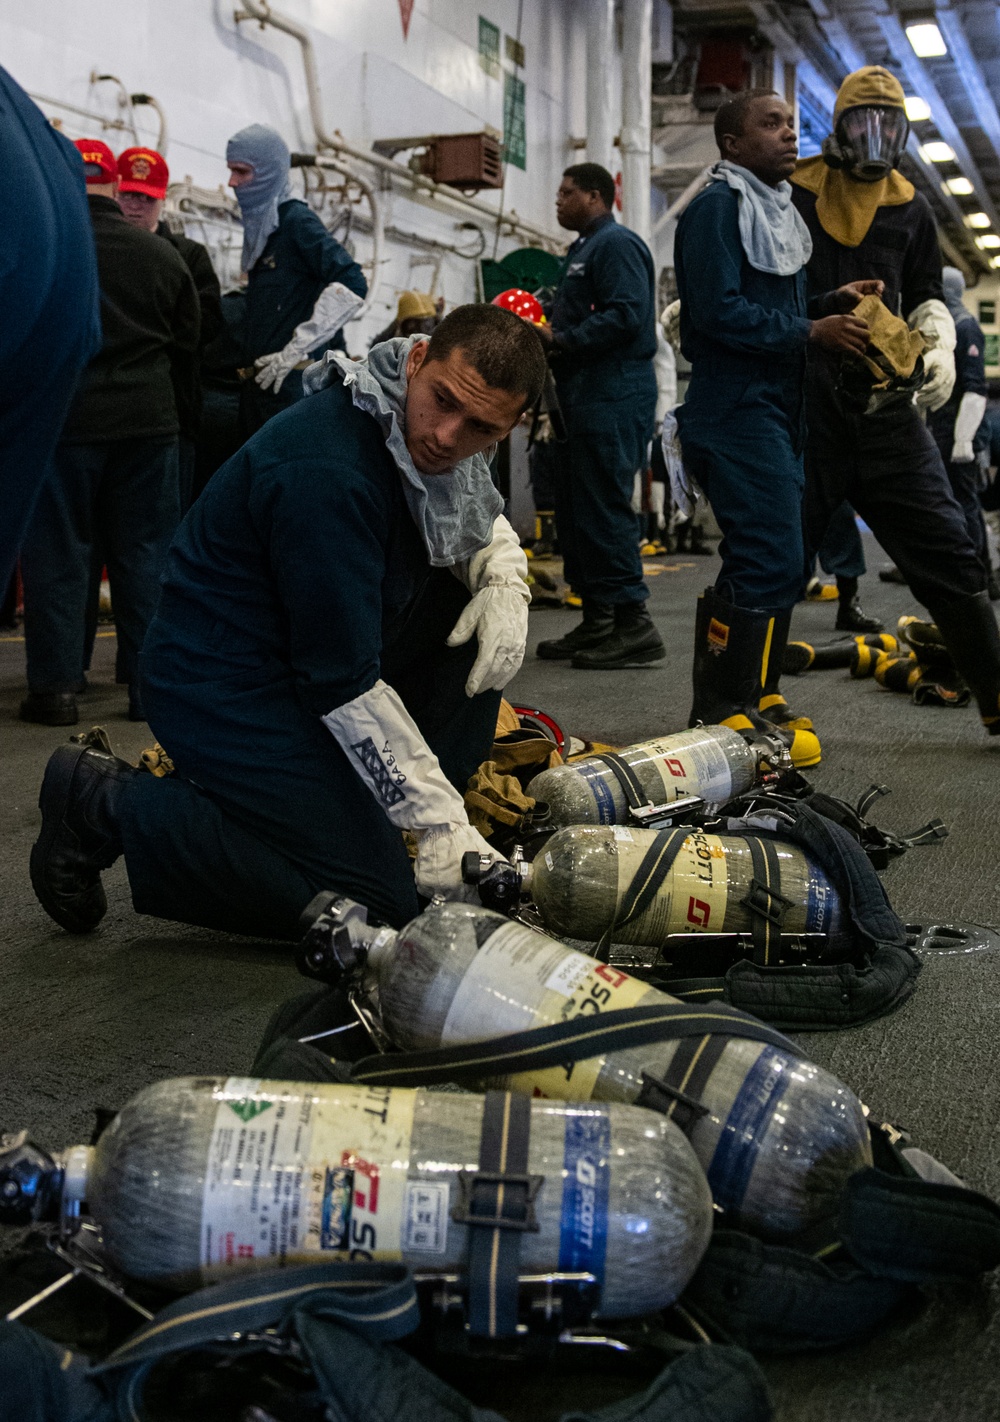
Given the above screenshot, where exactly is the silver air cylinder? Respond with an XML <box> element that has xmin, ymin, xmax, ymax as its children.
<box><xmin>362</xmin><ymin>905</ymin><xmax>872</xmax><ymax>1242</ymax></box>
<box><xmin>527</xmin><ymin>726</ymin><xmax>758</xmax><ymax>826</ymax></box>
<box><xmin>531</xmin><ymin>825</ymin><xmax>845</xmax><ymax>948</ymax></box>
<box><xmin>75</xmin><ymin>1076</ymin><xmax>712</xmax><ymax>1316</ymax></box>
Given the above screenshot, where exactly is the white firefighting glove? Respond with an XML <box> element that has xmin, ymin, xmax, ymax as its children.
<box><xmin>448</xmin><ymin>515</ymin><xmax>530</xmax><ymax>697</ymax></box>
<box><xmin>908</xmin><ymin>299</ymin><xmax>956</xmax><ymax>413</ymax></box>
<box><xmin>951</xmin><ymin>391</ymin><xmax>987</xmax><ymax>463</ymax></box>
<box><xmin>322</xmin><ymin>680</ymin><xmax>502</xmax><ymax>899</ymax></box>
<box><xmin>255</xmin><ymin>281</ymin><xmax>365</xmax><ymax>393</ymax></box>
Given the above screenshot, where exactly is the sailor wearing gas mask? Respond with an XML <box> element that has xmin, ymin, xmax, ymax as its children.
<box><xmin>29</xmin><ymin>306</ymin><xmax>546</xmax><ymax>939</ymax></box>
<box><xmin>791</xmin><ymin>67</ymin><xmax>1000</xmax><ymax>736</ymax></box>
<box><xmin>674</xmin><ymin>90</ymin><xmax>880</xmax><ymax>769</ymax></box>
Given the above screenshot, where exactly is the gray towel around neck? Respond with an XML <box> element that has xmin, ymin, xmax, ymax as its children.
<box><xmin>302</xmin><ymin>337</ymin><xmax>502</xmax><ymax>568</ymax></box>
<box><xmin>710</xmin><ymin>160</ymin><xmax>813</xmax><ymax>276</ymax></box>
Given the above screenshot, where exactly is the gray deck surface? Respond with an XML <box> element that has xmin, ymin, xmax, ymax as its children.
<box><xmin>1</xmin><ymin>533</ymin><xmax>998</xmax><ymax>1420</ymax></box>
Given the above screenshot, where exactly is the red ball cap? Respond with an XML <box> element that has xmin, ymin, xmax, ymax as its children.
<box><xmin>73</xmin><ymin>138</ymin><xmax>118</xmax><ymax>186</ymax></box>
<box><xmin>491</xmin><ymin>288</ymin><xmax>544</xmax><ymax>324</ymax></box>
<box><xmin>117</xmin><ymin>146</ymin><xmax>169</xmax><ymax>199</ymax></box>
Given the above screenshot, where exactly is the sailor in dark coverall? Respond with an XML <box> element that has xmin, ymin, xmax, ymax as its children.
<box><xmin>929</xmin><ymin>266</ymin><xmax>993</xmax><ymax>591</ymax></box>
<box><xmin>534</xmin><ymin>162</ymin><xmax>665</xmax><ymax>670</ymax></box>
<box><xmin>791</xmin><ymin>66</ymin><xmax>1000</xmax><ymax>735</ymax></box>
<box><xmin>226</xmin><ymin>124</ymin><xmax>368</xmax><ymax>437</ymax></box>
<box><xmin>30</xmin><ymin>307</ymin><xmax>546</xmax><ymax>941</ymax></box>
<box><xmin>674</xmin><ymin>91</ymin><xmax>878</xmax><ymax>769</ymax></box>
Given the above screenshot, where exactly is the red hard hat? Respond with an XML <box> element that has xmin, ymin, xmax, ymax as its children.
<box><xmin>491</xmin><ymin>288</ymin><xmax>544</xmax><ymax>324</ymax></box>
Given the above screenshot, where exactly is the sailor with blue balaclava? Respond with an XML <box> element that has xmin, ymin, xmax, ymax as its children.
<box><xmin>226</xmin><ymin>123</ymin><xmax>368</xmax><ymax>435</ymax></box>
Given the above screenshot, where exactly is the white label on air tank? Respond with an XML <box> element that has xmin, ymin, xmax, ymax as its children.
<box><xmin>642</xmin><ymin>734</ymin><xmax>735</xmax><ymax>808</ymax></box>
<box><xmin>544</xmin><ymin>953</ymin><xmax>593</xmax><ymax>998</ymax></box>
<box><xmin>200</xmin><ymin>1079</ymin><xmax>415</xmax><ymax>1277</ymax></box>
<box><xmin>403</xmin><ymin>1180</ymin><xmax>450</xmax><ymax>1253</ymax></box>
<box><xmin>612</xmin><ymin>826</ymin><xmax>634</xmax><ymax>842</ymax></box>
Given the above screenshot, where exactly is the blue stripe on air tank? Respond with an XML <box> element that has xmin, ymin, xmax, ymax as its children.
<box><xmin>804</xmin><ymin>857</ymin><xmax>834</xmax><ymax>933</ymax></box>
<box><xmin>559</xmin><ymin>1108</ymin><xmax>611</xmax><ymax>1285</ymax></box>
<box><xmin>578</xmin><ymin>761</ymin><xmax>617</xmax><ymax>825</ymax></box>
<box><xmin>706</xmin><ymin>1049</ymin><xmax>793</xmax><ymax>1214</ymax></box>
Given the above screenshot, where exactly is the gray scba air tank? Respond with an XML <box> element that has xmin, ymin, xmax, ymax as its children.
<box><xmin>356</xmin><ymin>904</ymin><xmax>872</xmax><ymax>1242</ymax></box>
<box><xmin>527</xmin><ymin>726</ymin><xmax>761</xmax><ymax>827</ymax></box>
<box><xmin>530</xmin><ymin>824</ymin><xmax>846</xmax><ymax>950</ymax></box>
<box><xmin>11</xmin><ymin>1077</ymin><xmax>711</xmax><ymax>1318</ymax></box>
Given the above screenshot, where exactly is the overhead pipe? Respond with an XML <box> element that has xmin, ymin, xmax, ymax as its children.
<box><xmin>933</xmin><ymin>7</ymin><xmax>1000</xmax><ymax>164</ymax></box>
<box><xmin>297</xmin><ymin>153</ymin><xmax>384</xmax><ymax>318</ymax></box>
<box><xmin>233</xmin><ymin>0</ymin><xmax>561</xmax><ymax>251</ymax></box>
<box><xmin>586</xmin><ymin>0</ymin><xmax>616</xmax><ymax>170</ymax></box>
<box><xmin>130</xmin><ymin>93</ymin><xmax>169</xmax><ymax>156</ymax></box>
<box><xmin>621</xmin><ymin>0</ymin><xmax>653</xmax><ymax>242</ymax></box>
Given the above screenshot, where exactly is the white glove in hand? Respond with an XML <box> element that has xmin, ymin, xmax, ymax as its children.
<box><xmin>449</xmin><ymin>515</ymin><xmax>530</xmax><ymax>697</ymax></box>
<box><xmin>660</xmin><ymin>299</ymin><xmax>682</xmax><ymax>352</ymax></box>
<box><xmin>951</xmin><ymin>392</ymin><xmax>987</xmax><ymax>463</ymax></box>
<box><xmin>255</xmin><ymin>281</ymin><xmax>365</xmax><ymax>394</ymax></box>
<box><xmin>323</xmin><ymin>680</ymin><xmax>466</xmax><ymax>830</ymax></box>
<box><xmin>909</xmin><ymin>299</ymin><xmax>956</xmax><ymax>413</ymax></box>
<box><xmin>414</xmin><ymin>822</ymin><xmax>502</xmax><ymax>901</ymax></box>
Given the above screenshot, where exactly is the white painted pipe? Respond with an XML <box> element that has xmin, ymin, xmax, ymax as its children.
<box><xmin>621</xmin><ymin>0</ymin><xmax>653</xmax><ymax>243</ymax></box>
<box><xmin>586</xmin><ymin>0</ymin><xmax>616</xmax><ymax>171</ymax></box>
<box><xmin>234</xmin><ymin>0</ymin><xmax>561</xmax><ymax>250</ymax></box>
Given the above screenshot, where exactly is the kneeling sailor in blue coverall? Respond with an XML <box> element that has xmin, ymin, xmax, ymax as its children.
<box><xmin>675</xmin><ymin>90</ymin><xmax>881</xmax><ymax>767</ymax></box>
<box><xmin>30</xmin><ymin>305</ymin><xmax>546</xmax><ymax>939</ymax></box>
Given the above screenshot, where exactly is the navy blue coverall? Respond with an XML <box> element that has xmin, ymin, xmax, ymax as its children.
<box><xmin>237</xmin><ymin>201</ymin><xmax>367</xmax><ymax>436</ymax></box>
<box><xmin>928</xmin><ymin>311</ymin><xmax>990</xmax><ymax>577</ymax></box>
<box><xmin>117</xmin><ymin>379</ymin><xmax>499</xmax><ymax>938</ymax></box>
<box><xmin>675</xmin><ymin>182</ymin><xmax>812</xmax><ymax>611</ymax></box>
<box><xmin>549</xmin><ymin>213</ymin><xmax>657</xmax><ymax>605</ymax></box>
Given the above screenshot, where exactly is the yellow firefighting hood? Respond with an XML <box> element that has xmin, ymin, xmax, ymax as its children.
<box><xmin>791</xmin><ymin>66</ymin><xmax>915</xmax><ymax>247</ymax></box>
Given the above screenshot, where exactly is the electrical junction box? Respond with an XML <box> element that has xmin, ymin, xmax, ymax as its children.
<box><xmin>417</xmin><ymin>132</ymin><xmax>503</xmax><ymax>191</ymax></box>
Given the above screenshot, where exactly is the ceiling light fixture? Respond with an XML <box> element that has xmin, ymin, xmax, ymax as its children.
<box><xmin>904</xmin><ymin>96</ymin><xmax>931</xmax><ymax>121</ymax></box>
<box><xmin>945</xmin><ymin>176</ymin><xmax>975</xmax><ymax>195</ymax></box>
<box><xmin>975</xmin><ymin>234</ymin><xmax>1000</xmax><ymax>249</ymax></box>
<box><xmin>920</xmin><ymin>141</ymin><xmax>956</xmax><ymax>163</ymax></box>
<box><xmin>966</xmin><ymin>213</ymin><xmax>991</xmax><ymax>228</ymax></box>
<box><xmin>905</xmin><ymin>22</ymin><xmax>947</xmax><ymax>58</ymax></box>
<box><xmin>991</xmin><ymin>255</ymin><xmax>1000</xmax><ymax>269</ymax></box>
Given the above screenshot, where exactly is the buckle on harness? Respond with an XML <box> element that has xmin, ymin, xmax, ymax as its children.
<box><xmin>452</xmin><ymin>1169</ymin><xmax>544</xmax><ymax>1232</ymax></box>
<box><xmin>741</xmin><ymin>877</ymin><xmax>794</xmax><ymax>926</ymax></box>
<box><xmin>636</xmin><ymin>1071</ymin><xmax>711</xmax><ymax>1135</ymax></box>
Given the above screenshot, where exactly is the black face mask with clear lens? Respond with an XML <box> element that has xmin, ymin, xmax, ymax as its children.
<box><xmin>838</xmin><ymin>105</ymin><xmax>909</xmax><ymax>181</ymax></box>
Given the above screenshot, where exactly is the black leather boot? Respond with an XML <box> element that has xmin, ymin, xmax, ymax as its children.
<box><xmin>570</xmin><ymin>602</ymin><xmax>665</xmax><ymax>669</ymax></box>
<box><xmin>30</xmin><ymin>740</ymin><xmax>137</xmax><ymax>932</ymax></box>
<box><xmin>536</xmin><ymin>602</ymin><xmax>614</xmax><ymax>660</ymax></box>
<box><xmin>835</xmin><ymin>577</ymin><xmax>883</xmax><ymax>633</ymax></box>
<box><xmin>926</xmin><ymin>591</ymin><xmax>1000</xmax><ymax>734</ymax></box>
<box><xmin>757</xmin><ymin>606</ymin><xmax>815</xmax><ymax>732</ymax></box>
<box><xmin>689</xmin><ymin>588</ymin><xmax>821</xmax><ymax>767</ymax></box>
<box><xmin>20</xmin><ymin>691</ymin><xmax>78</xmax><ymax>726</ymax></box>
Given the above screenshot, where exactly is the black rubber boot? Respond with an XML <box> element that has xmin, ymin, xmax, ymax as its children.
<box><xmin>30</xmin><ymin>740</ymin><xmax>137</xmax><ymax>933</ymax></box>
<box><xmin>926</xmin><ymin>590</ymin><xmax>1000</xmax><ymax>734</ymax></box>
<box><xmin>878</xmin><ymin>565</ymin><xmax>907</xmax><ymax>586</ymax></box>
<box><xmin>758</xmin><ymin>606</ymin><xmax>815</xmax><ymax>732</ymax></box>
<box><xmin>20</xmin><ymin>691</ymin><xmax>78</xmax><ymax>726</ymax></box>
<box><xmin>570</xmin><ymin>603</ymin><xmax>665</xmax><ymax>669</ymax></box>
<box><xmin>689</xmin><ymin>588</ymin><xmax>821</xmax><ymax>767</ymax></box>
<box><xmin>835</xmin><ymin>576</ymin><xmax>884</xmax><ymax>632</ymax></box>
<box><xmin>536</xmin><ymin>602</ymin><xmax>614</xmax><ymax>660</ymax></box>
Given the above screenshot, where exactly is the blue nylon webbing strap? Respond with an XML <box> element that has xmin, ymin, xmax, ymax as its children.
<box><xmin>91</xmin><ymin>1260</ymin><xmax>419</xmax><ymax>1376</ymax></box>
<box><xmin>347</xmin><ymin>1002</ymin><xmax>799</xmax><ymax>1089</ymax></box>
<box><xmin>458</xmin><ymin>1090</ymin><xmax>539</xmax><ymax>1338</ymax></box>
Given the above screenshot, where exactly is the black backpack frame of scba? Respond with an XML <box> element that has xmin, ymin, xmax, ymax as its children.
<box><xmin>469</xmin><ymin>779</ymin><xmax>958</xmax><ymax>1032</ymax></box>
